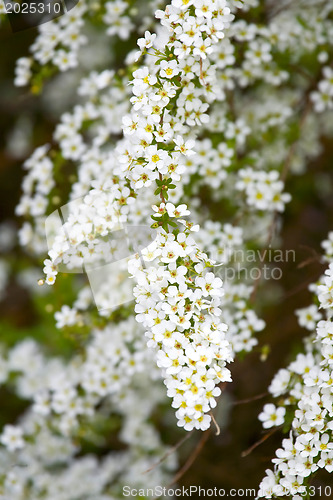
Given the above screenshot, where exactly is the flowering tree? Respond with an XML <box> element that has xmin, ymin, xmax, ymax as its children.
<box><xmin>1</xmin><ymin>0</ymin><xmax>333</xmax><ymax>498</ymax></box>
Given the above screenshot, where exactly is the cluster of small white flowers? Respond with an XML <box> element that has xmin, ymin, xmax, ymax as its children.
<box><xmin>15</xmin><ymin>74</ymin><xmax>132</xmax><ymax>258</ymax></box>
<box><xmin>0</xmin><ymin>425</ymin><xmax>25</xmax><ymax>452</ymax></box>
<box><xmin>258</xmin><ymin>404</ymin><xmax>286</xmax><ymax>430</ymax></box>
<box><xmin>0</xmin><ymin>323</ymin><xmax>176</xmax><ymax>499</ymax></box>
<box><xmin>41</xmin><ymin>180</ymin><xmax>135</xmax><ymax>286</ymax></box>
<box><xmin>32</xmin><ymin>318</ymin><xmax>161</xmax><ymax>435</ymax></box>
<box><xmin>257</xmin><ymin>237</ymin><xmax>333</xmax><ymax>498</ymax></box>
<box><xmin>118</xmin><ymin>0</ymin><xmax>235</xmax><ymax>195</ymax></box>
<box><xmin>0</xmin><ymin>319</ymin><xmax>160</xmax><ymax>429</ymax></box>
<box><xmin>128</xmin><ymin>207</ymin><xmax>233</xmax><ymax>431</ymax></box>
<box><xmin>173</xmin><ymin>137</ymin><xmax>235</xmax><ymax>190</ymax></box>
<box><xmin>14</xmin><ymin>57</ymin><xmax>33</xmax><ymax>87</ymax></box>
<box><xmin>195</xmin><ymin>221</ymin><xmax>266</xmax><ymax>354</ymax></box>
<box><xmin>17</xmin><ymin>0</ymin><xmax>243</xmax><ymax>437</ymax></box>
<box><xmin>311</xmin><ymin>66</ymin><xmax>333</xmax><ymax>113</ymax></box>
<box><xmin>322</xmin><ymin>231</ymin><xmax>333</xmax><ymax>262</ymax></box>
<box><xmin>12</xmin><ymin>0</ymin><xmax>132</xmax><ymax>87</ymax></box>
<box><xmin>0</xmin><ymin>419</ymin><xmax>174</xmax><ymax>500</ymax></box>
<box><xmin>222</xmin><ymin>282</ymin><xmax>265</xmax><ymax>354</ymax></box>
<box><xmin>14</xmin><ymin>1</ymin><xmax>87</xmax><ymax>86</ymax></box>
<box><xmin>103</xmin><ymin>0</ymin><xmax>134</xmax><ymax>38</ymax></box>
<box><xmin>7</xmin><ymin>0</ymin><xmax>333</xmax><ymax>495</ymax></box>
<box><xmin>16</xmin><ymin>145</ymin><xmax>54</xmax><ymax>218</ymax></box>
<box><xmin>236</xmin><ymin>168</ymin><xmax>291</xmax><ymax>213</ymax></box>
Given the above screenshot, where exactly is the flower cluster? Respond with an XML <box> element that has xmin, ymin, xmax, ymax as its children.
<box><xmin>195</xmin><ymin>221</ymin><xmax>266</xmax><ymax>353</ymax></box>
<box><xmin>3</xmin><ymin>0</ymin><xmax>333</xmax><ymax>496</ymax></box>
<box><xmin>120</xmin><ymin>0</ymin><xmax>235</xmax><ymax>195</ymax></box>
<box><xmin>12</xmin><ymin>0</ymin><xmax>159</xmax><ymax>89</ymax></box>
<box><xmin>129</xmin><ymin>207</ymin><xmax>233</xmax><ymax>430</ymax></box>
<box><xmin>0</xmin><ymin>323</ymin><xmax>176</xmax><ymax>499</ymax></box>
<box><xmin>236</xmin><ymin>168</ymin><xmax>291</xmax><ymax>213</ymax></box>
<box><xmin>311</xmin><ymin>66</ymin><xmax>333</xmax><ymax>113</ymax></box>
<box><xmin>258</xmin><ymin>236</ymin><xmax>333</xmax><ymax>498</ymax></box>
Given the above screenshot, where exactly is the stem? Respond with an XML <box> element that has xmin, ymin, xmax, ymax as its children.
<box><xmin>199</xmin><ymin>58</ymin><xmax>207</xmax><ymax>86</ymax></box>
<box><xmin>167</xmin><ymin>429</ymin><xmax>211</xmax><ymax>487</ymax></box>
<box><xmin>233</xmin><ymin>392</ymin><xmax>268</xmax><ymax>406</ymax></box>
<box><xmin>210</xmin><ymin>412</ymin><xmax>221</xmax><ymax>436</ymax></box>
<box><xmin>143</xmin><ymin>430</ymin><xmax>194</xmax><ymax>474</ymax></box>
<box><xmin>159</xmin><ymin>173</ymin><xmax>166</xmax><ymax>204</ymax></box>
<box><xmin>241</xmin><ymin>428</ymin><xmax>277</xmax><ymax>458</ymax></box>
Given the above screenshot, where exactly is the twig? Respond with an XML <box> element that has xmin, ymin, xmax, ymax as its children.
<box><xmin>159</xmin><ymin>173</ymin><xmax>166</xmax><ymax>204</ymax></box>
<box><xmin>143</xmin><ymin>430</ymin><xmax>194</xmax><ymax>474</ymax></box>
<box><xmin>210</xmin><ymin>412</ymin><xmax>221</xmax><ymax>436</ymax></box>
<box><xmin>167</xmin><ymin>429</ymin><xmax>211</xmax><ymax>487</ymax></box>
<box><xmin>241</xmin><ymin>428</ymin><xmax>277</xmax><ymax>458</ymax></box>
<box><xmin>233</xmin><ymin>392</ymin><xmax>268</xmax><ymax>406</ymax></box>
<box><xmin>297</xmin><ymin>244</ymin><xmax>322</xmax><ymax>269</ymax></box>
<box><xmin>151</xmin><ymin>382</ymin><xmax>226</xmax><ymax>496</ymax></box>
<box><xmin>199</xmin><ymin>58</ymin><xmax>207</xmax><ymax>86</ymax></box>
<box><xmin>297</xmin><ymin>255</ymin><xmax>322</xmax><ymax>269</ymax></box>
<box><xmin>282</xmin><ymin>272</ymin><xmax>325</xmax><ymax>300</ymax></box>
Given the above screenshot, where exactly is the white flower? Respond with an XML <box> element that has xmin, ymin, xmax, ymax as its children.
<box><xmin>137</xmin><ymin>31</ymin><xmax>156</xmax><ymax>50</ymax></box>
<box><xmin>0</xmin><ymin>425</ymin><xmax>24</xmax><ymax>452</ymax></box>
<box><xmin>259</xmin><ymin>404</ymin><xmax>286</xmax><ymax>429</ymax></box>
<box><xmin>174</xmin><ymin>135</ymin><xmax>196</xmax><ymax>156</ymax></box>
<box><xmin>166</xmin><ymin>203</ymin><xmax>190</xmax><ymax>218</ymax></box>
<box><xmin>296</xmin><ymin>305</ymin><xmax>322</xmax><ymax>331</ymax></box>
<box><xmin>160</xmin><ymin>59</ymin><xmax>180</xmax><ymax>79</ymax></box>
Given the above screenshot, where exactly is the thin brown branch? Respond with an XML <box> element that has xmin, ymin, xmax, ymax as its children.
<box><xmin>143</xmin><ymin>430</ymin><xmax>194</xmax><ymax>475</ymax></box>
<box><xmin>297</xmin><ymin>256</ymin><xmax>322</xmax><ymax>269</ymax></box>
<box><xmin>276</xmin><ymin>272</ymin><xmax>325</xmax><ymax>302</ymax></box>
<box><xmin>241</xmin><ymin>428</ymin><xmax>277</xmax><ymax>458</ymax></box>
<box><xmin>233</xmin><ymin>392</ymin><xmax>268</xmax><ymax>406</ymax></box>
<box><xmin>199</xmin><ymin>58</ymin><xmax>207</xmax><ymax>86</ymax></box>
<box><xmin>167</xmin><ymin>429</ymin><xmax>211</xmax><ymax>487</ymax></box>
<box><xmin>297</xmin><ymin>244</ymin><xmax>322</xmax><ymax>269</ymax></box>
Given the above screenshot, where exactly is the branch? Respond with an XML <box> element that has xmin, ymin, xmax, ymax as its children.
<box><xmin>233</xmin><ymin>392</ymin><xmax>268</xmax><ymax>406</ymax></box>
<box><xmin>199</xmin><ymin>58</ymin><xmax>207</xmax><ymax>86</ymax></box>
<box><xmin>241</xmin><ymin>428</ymin><xmax>278</xmax><ymax>458</ymax></box>
<box><xmin>167</xmin><ymin>429</ymin><xmax>211</xmax><ymax>487</ymax></box>
<box><xmin>210</xmin><ymin>412</ymin><xmax>221</xmax><ymax>436</ymax></box>
<box><xmin>159</xmin><ymin>173</ymin><xmax>166</xmax><ymax>204</ymax></box>
<box><xmin>143</xmin><ymin>430</ymin><xmax>194</xmax><ymax>474</ymax></box>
